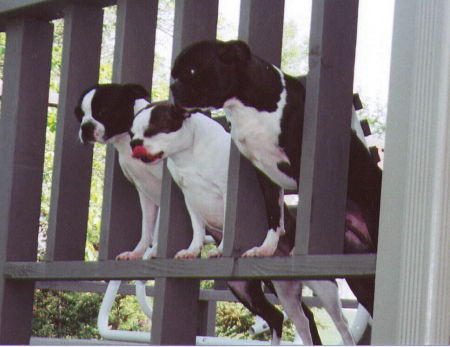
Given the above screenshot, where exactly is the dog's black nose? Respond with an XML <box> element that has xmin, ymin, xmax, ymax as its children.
<box><xmin>80</xmin><ymin>122</ymin><xmax>95</xmax><ymax>143</ymax></box>
<box><xmin>130</xmin><ymin>138</ymin><xmax>144</xmax><ymax>149</ymax></box>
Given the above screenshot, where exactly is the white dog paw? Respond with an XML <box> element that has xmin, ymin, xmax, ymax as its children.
<box><xmin>242</xmin><ymin>245</ymin><xmax>276</xmax><ymax>257</ymax></box>
<box><xmin>143</xmin><ymin>246</ymin><xmax>157</xmax><ymax>260</ymax></box>
<box><xmin>174</xmin><ymin>248</ymin><xmax>200</xmax><ymax>259</ymax></box>
<box><xmin>207</xmin><ymin>248</ymin><xmax>223</xmax><ymax>258</ymax></box>
<box><xmin>115</xmin><ymin>250</ymin><xmax>144</xmax><ymax>260</ymax></box>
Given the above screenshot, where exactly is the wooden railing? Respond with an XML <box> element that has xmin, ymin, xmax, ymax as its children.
<box><xmin>0</xmin><ymin>0</ymin><xmax>375</xmax><ymax>344</ymax></box>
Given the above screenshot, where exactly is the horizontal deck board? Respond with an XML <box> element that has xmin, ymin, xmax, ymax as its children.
<box><xmin>6</xmin><ymin>254</ymin><xmax>376</xmax><ymax>281</ymax></box>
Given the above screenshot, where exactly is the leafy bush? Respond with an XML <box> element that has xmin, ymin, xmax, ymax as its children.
<box><xmin>32</xmin><ymin>288</ymin><xmax>150</xmax><ymax>339</ymax></box>
<box><xmin>32</xmin><ymin>289</ymin><xmax>102</xmax><ymax>339</ymax></box>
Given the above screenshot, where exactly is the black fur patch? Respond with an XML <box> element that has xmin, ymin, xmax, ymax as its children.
<box><xmin>75</xmin><ymin>83</ymin><xmax>149</xmax><ymax>140</ymax></box>
<box><xmin>144</xmin><ymin>103</ymin><xmax>187</xmax><ymax>138</ymax></box>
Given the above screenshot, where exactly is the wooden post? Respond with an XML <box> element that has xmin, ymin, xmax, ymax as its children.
<box><xmin>151</xmin><ymin>165</ymin><xmax>201</xmax><ymax>345</ymax></box>
<box><xmin>373</xmin><ymin>0</ymin><xmax>450</xmax><ymax>343</ymax></box>
<box><xmin>223</xmin><ymin>0</ymin><xmax>285</xmax><ymax>256</ymax></box>
<box><xmin>0</xmin><ymin>17</ymin><xmax>53</xmax><ymax>344</ymax></box>
<box><xmin>46</xmin><ymin>4</ymin><xmax>103</xmax><ymax>261</ymax></box>
<box><xmin>151</xmin><ymin>1</ymin><xmax>218</xmax><ymax>344</ymax></box>
<box><xmin>296</xmin><ymin>0</ymin><xmax>359</xmax><ymax>255</ymax></box>
<box><xmin>99</xmin><ymin>0</ymin><xmax>158</xmax><ymax>260</ymax></box>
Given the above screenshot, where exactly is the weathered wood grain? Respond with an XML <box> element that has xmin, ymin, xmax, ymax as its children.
<box><xmin>5</xmin><ymin>254</ymin><xmax>376</xmax><ymax>281</ymax></box>
<box><xmin>46</xmin><ymin>4</ymin><xmax>103</xmax><ymax>261</ymax></box>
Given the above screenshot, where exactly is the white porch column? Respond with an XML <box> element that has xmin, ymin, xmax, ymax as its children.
<box><xmin>372</xmin><ymin>0</ymin><xmax>450</xmax><ymax>344</ymax></box>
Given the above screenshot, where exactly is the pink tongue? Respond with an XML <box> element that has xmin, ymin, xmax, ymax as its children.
<box><xmin>132</xmin><ymin>145</ymin><xmax>148</xmax><ymax>159</ymax></box>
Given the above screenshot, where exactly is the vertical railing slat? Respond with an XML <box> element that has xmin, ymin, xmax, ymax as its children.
<box><xmin>99</xmin><ymin>0</ymin><xmax>158</xmax><ymax>261</ymax></box>
<box><xmin>151</xmin><ymin>165</ymin><xmax>201</xmax><ymax>345</ymax></box>
<box><xmin>46</xmin><ymin>4</ymin><xmax>104</xmax><ymax>261</ymax></box>
<box><xmin>151</xmin><ymin>1</ymin><xmax>219</xmax><ymax>344</ymax></box>
<box><xmin>0</xmin><ymin>17</ymin><xmax>53</xmax><ymax>344</ymax></box>
<box><xmin>223</xmin><ymin>0</ymin><xmax>285</xmax><ymax>257</ymax></box>
<box><xmin>296</xmin><ymin>0</ymin><xmax>359</xmax><ymax>255</ymax></box>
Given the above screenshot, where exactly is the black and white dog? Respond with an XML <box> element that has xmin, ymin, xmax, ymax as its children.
<box><xmin>130</xmin><ymin>101</ymin><xmax>230</xmax><ymax>259</ymax></box>
<box><xmin>75</xmin><ymin>84</ymin><xmax>163</xmax><ymax>260</ymax></box>
<box><xmin>170</xmin><ymin>39</ymin><xmax>382</xmax><ymax>327</ymax></box>
<box><xmin>130</xmin><ymin>100</ymin><xmax>355</xmax><ymax>344</ymax></box>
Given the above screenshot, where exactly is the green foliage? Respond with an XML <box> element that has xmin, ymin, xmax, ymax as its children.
<box><xmin>281</xmin><ymin>20</ymin><xmax>309</xmax><ymax>76</ymax></box>
<box><xmin>32</xmin><ymin>289</ymin><xmax>150</xmax><ymax>339</ymax></box>
<box><xmin>357</xmin><ymin>99</ymin><xmax>387</xmax><ymax>138</ymax></box>
<box><xmin>216</xmin><ymin>302</ymin><xmax>255</xmax><ymax>339</ymax></box>
<box><xmin>32</xmin><ymin>289</ymin><xmax>102</xmax><ymax>339</ymax></box>
<box><xmin>215</xmin><ymin>302</ymin><xmax>296</xmax><ymax>342</ymax></box>
<box><xmin>107</xmin><ymin>294</ymin><xmax>150</xmax><ymax>332</ymax></box>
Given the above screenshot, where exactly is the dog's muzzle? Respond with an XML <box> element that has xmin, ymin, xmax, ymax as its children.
<box><xmin>80</xmin><ymin>122</ymin><xmax>96</xmax><ymax>143</ymax></box>
<box><xmin>131</xmin><ymin>144</ymin><xmax>164</xmax><ymax>164</ymax></box>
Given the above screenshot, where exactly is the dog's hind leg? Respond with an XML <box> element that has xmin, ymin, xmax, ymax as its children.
<box><xmin>305</xmin><ymin>280</ymin><xmax>355</xmax><ymax>345</ymax></box>
<box><xmin>228</xmin><ymin>280</ymin><xmax>284</xmax><ymax>344</ymax></box>
<box><xmin>273</xmin><ymin>280</ymin><xmax>313</xmax><ymax>345</ymax></box>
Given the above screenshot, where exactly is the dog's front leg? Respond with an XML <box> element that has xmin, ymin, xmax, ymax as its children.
<box><xmin>242</xmin><ymin>170</ymin><xmax>285</xmax><ymax>257</ymax></box>
<box><xmin>174</xmin><ymin>200</ymin><xmax>205</xmax><ymax>259</ymax></box>
<box><xmin>116</xmin><ymin>192</ymin><xmax>158</xmax><ymax>260</ymax></box>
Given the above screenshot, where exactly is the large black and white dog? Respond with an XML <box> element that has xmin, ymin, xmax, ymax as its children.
<box><xmin>130</xmin><ymin>100</ymin><xmax>354</xmax><ymax>344</ymax></box>
<box><xmin>170</xmin><ymin>40</ymin><xmax>382</xmax><ymax>319</ymax></box>
<box><xmin>75</xmin><ymin>84</ymin><xmax>163</xmax><ymax>260</ymax></box>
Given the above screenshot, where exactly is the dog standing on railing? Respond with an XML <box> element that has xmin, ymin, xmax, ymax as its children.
<box><xmin>170</xmin><ymin>39</ymin><xmax>382</xmax><ymax>341</ymax></box>
<box><xmin>130</xmin><ymin>100</ymin><xmax>355</xmax><ymax>344</ymax></box>
<box><xmin>75</xmin><ymin>84</ymin><xmax>163</xmax><ymax>260</ymax></box>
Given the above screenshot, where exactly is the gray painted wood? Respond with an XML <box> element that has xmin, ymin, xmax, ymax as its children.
<box><xmin>0</xmin><ymin>17</ymin><xmax>53</xmax><ymax>344</ymax></box>
<box><xmin>151</xmin><ymin>164</ymin><xmax>200</xmax><ymax>345</ymax></box>
<box><xmin>151</xmin><ymin>0</ymin><xmax>219</xmax><ymax>344</ymax></box>
<box><xmin>171</xmin><ymin>0</ymin><xmax>219</xmax><ymax>63</ymax></box>
<box><xmin>223</xmin><ymin>143</ymin><xmax>268</xmax><ymax>257</ymax></box>
<box><xmin>222</xmin><ymin>0</ymin><xmax>285</xmax><ymax>257</ymax></box>
<box><xmin>0</xmin><ymin>0</ymin><xmax>116</xmax><ymax>29</ymax></box>
<box><xmin>99</xmin><ymin>0</ymin><xmax>158</xmax><ymax>260</ymax></box>
<box><xmin>46</xmin><ymin>4</ymin><xmax>103</xmax><ymax>261</ymax></box>
<box><xmin>296</xmin><ymin>0</ymin><xmax>359</xmax><ymax>255</ymax></box>
<box><xmin>5</xmin><ymin>254</ymin><xmax>376</xmax><ymax>281</ymax></box>
<box><xmin>238</xmin><ymin>0</ymin><xmax>285</xmax><ymax>66</ymax></box>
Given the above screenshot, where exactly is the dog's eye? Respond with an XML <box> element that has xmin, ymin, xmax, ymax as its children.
<box><xmin>189</xmin><ymin>68</ymin><xmax>196</xmax><ymax>76</ymax></box>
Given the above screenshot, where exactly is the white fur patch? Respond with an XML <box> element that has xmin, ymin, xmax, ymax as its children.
<box><xmin>224</xmin><ymin>68</ymin><xmax>297</xmax><ymax>190</ymax></box>
<box><xmin>79</xmin><ymin>89</ymin><xmax>106</xmax><ymax>143</ymax></box>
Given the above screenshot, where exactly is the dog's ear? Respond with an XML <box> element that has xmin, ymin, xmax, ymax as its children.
<box><xmin>123</xmin><ymin>84</ymin><xmax>150</xmax><ymax>101</ymax></box>
<box><xmin>218</xmin><ymin>40</ymin><xmax>251</xmax><ymax>65</ymax></box>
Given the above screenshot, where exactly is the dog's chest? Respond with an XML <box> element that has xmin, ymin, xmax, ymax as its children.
<box><xmin>168</xmin><ymin>161</ymin><xmax>225</xmax><ymax>229</ymax></box>
<box><xmin>119</xmin><ymin>155</ymin><xmax>163</xmax><ymax>204</ymax></box>
<box><xmin>224</xmin><ymin>99</ymin><xmax>297</xmax><ymax>190</ymax></box>
<box><xmin>113</xmin><ymin>135</ymin><xmax>163</xmax><ymax>204</ymax></box>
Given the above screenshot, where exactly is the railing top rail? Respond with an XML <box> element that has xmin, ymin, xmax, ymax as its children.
<box><xmin>0</xmin><ymin>0</ymin><xmax>116</xmax><ymax>28</ymax></box>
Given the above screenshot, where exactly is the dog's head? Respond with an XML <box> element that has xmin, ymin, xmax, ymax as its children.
<box><xmin>75</xmin><ymin>83</ymin><xmax>149</xmax><ymax>144</ymax></box>
<box><xmin>170</xmin><ymin>40</ymin><xmax>251</xmax><ymax>110</ymax></box>
<box><xmin>130</xmin><ymin>102</ymin><xmax>191</xmax><ymax>164</ymax></box>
